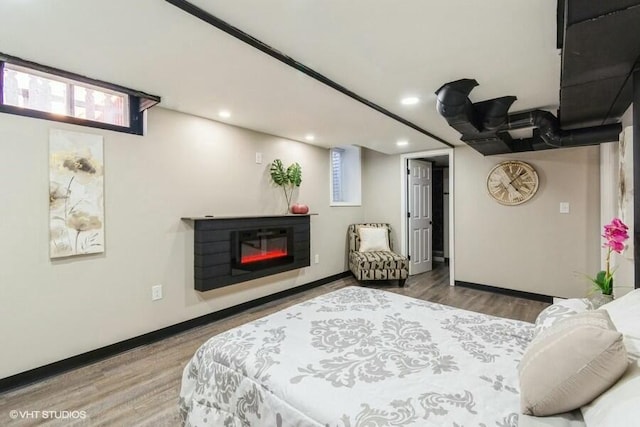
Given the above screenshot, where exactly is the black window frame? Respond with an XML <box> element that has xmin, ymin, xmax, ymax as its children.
<box><xmin>0</xmin><ymin>53</ymin><xmax>160</xmax><ymax>135</ymax></box>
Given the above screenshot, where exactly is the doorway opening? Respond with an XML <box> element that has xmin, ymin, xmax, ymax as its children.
<box><xmin>400</xmin><ymin>149</ymin><xmax>454</xmax><ymax>286</ymax></box>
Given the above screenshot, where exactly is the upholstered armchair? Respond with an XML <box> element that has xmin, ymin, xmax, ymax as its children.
<box><xmin>348</xmin><ymin>223</ymin><xmax>408</xmax><ymax>287</ymax></box>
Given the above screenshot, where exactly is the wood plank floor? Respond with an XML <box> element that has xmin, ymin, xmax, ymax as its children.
<box><xmin>0</xmin><ymin>264</ymin><xmax>549</xmax><ymax>426</ymax></box>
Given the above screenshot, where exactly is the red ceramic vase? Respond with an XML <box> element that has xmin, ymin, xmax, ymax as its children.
<box><xmin>290</xmin><ymin>204</ymin><xmax>309</xmax><ymax>214</ymax></box>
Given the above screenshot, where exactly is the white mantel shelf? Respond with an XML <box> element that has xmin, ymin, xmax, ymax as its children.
<box><xmin>181</xmin><ymin>213</ymin><xmax>318</xmax><ymax>221</ymax></box>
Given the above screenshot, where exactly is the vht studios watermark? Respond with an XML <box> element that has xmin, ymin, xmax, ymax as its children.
<box><xmin>9</xmin><ymin>409</ymin><xmax>87</xmax><ymax>420</ymax></box>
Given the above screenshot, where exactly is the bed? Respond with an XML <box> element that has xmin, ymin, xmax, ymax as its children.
<box><xmin>180</xmin><ymin>284</ymin><xmax>640</xmax><ymax>426</ymax></box>
<box><xmin>180</xmin><ymin>286</ymin><xmax>545</xmax><ymax>426</ymax></box>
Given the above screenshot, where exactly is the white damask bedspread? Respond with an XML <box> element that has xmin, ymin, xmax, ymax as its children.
<box><xmin>179</xmin><ymin>286</ymin><xmax>534</xmax><ymax>427</ymax></box>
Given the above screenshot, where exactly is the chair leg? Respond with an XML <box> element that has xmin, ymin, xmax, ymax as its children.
<box><xmin>399</xmin><ymin>279</ymin><xmax>406</xmax><ymax>288</ymax></box>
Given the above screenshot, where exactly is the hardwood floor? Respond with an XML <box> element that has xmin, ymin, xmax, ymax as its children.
<box><xmin>0</xmin><ymin>264</ymin><xmax>549</xmax><ymax>426</ymax></box>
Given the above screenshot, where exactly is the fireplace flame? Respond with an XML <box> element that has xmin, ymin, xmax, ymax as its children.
<box><xmin>241</xmin><ymin>250</ymin><xmax>288</xmax><ymax>264</ymax></box>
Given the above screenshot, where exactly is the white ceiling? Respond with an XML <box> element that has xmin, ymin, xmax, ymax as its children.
<box><xmin>0</xmin><ymin>0</ymin><xmax>560</xmax><ymax>154</ymax></box>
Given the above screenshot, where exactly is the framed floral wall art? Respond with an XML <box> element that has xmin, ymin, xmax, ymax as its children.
<box><xmin>49</xmin><ymin>129</ymin><xmax>104</xmax><ymax>258</ymax></box>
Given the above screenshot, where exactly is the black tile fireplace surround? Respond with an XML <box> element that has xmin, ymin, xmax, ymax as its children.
<box><xmin>185</xmin><ymin>215</ymin><xmax>311</xmax><ymax>292</ymax></box>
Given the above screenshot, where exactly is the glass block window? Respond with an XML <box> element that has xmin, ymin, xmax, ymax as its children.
<box><xmin>330</xmin><ymin>148</ymin><xmax>344</xmax><ymax>202</ymax></box>
<box><xmin>330</xmin><ymin>145</ymin><xmax>361</xmax><ymax>206</ymax></box>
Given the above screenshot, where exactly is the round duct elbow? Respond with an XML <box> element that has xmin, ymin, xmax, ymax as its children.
<box><xmin>436</xmin><ymin>87</ymin><xmax>471</xmax><ymax>118</ymax></box>
<box><xmin>435</xmin><ymin>79</ymin><xmax>478</xmax><ymax>119</ymax></box>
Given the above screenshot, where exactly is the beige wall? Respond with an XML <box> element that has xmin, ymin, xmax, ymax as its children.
<box><xmin>0</xmin><ymin>107</ymin><xmax>363</xmax><ymax>379</ymax></box>
<box><xmin>361</xmin><ymin>148</ymin><xmax>403</xmax><ymax>250</ymax></box>
<box><xmin>455</xmin><ymin>145</ymin><xmax>600</xmax><ymax>298</ymax></box>
<box><xmin>621</xmin><ymin>104</ymin><xmax>633</xmax><ymax>128</ymax></box>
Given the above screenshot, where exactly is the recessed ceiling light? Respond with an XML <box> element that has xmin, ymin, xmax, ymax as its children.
<box><xmin>218</xmin><ymin>110</ymin><xmax>231</xmax><ymax>118</ymax></box>
<box><xmin>305</xmin><ymin>134</ymin><xmax>315</xmax><ymax>141</ymax></box>
<box><xmin>396</xmin><ymin>140</ymin><xmax>409</xmax><ymax>146</ymax></box>
<box><xmin>401</xmin><ymin>96</ymin><xmax>420</xmax><ymax>105</ymax></box>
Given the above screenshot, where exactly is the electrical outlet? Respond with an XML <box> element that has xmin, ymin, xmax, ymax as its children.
<box><xmin>314</xmin><ymin>254</ymin><xmax>320</xmax><ymax>264</ymax></box>
<box><xmin>255</xmin><ymin>152</ymin><xmax>263</xmax><ymax>164</ymax></box>
<box><xmin>151</xmin><ymin>284</ymin><xmax>163</xmax><ymax>301</ymax></box>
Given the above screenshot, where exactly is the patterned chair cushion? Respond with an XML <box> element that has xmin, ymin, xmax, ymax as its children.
<box><xmin>350</xmin><ymin>251</ymin><xmax>407</xmax><ymax>271</ymax></box>
<box><xmin>355</xmin><ymin>267</ymin><xmax>407</xmax><ymax>281</ymax></box>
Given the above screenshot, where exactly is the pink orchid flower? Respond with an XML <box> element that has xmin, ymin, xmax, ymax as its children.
<box><xmin>590</xmin><ymin>218</ymin><xmax>630</xmax><ymax>295</ymax></box>
<box><xmin>602</xmin><ymin>217</ymin><xmax>629</xmax><ymax>254</ymax></box>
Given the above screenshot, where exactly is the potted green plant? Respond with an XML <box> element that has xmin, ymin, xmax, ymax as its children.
<box><xmin>270</xmin><ymin>159</ymin><xmax>302</xmax><ymax>213</ymax></box>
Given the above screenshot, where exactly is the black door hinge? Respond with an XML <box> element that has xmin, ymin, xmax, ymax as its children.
<box><xmin>407</xmin><ymin>212</ymin><xmax>411</xmax><ymax>218</ymax></box>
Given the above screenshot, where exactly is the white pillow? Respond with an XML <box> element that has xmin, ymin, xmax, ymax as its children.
<box><xmin>581</xmin><ymin>359</ymin><xmax>639</xmax><ymax>426</ymax></box>
<box><xmin>601</xmin><ymin>288</ymin><xmax>640</xmax><ymax>360</ymax></box>
<box><xmin>533</xmin><ymin>298</ymin><xmax>590</xmax><ymax>336</ymax></box>
<box><xmin>358</xmin><ymin>227</ymin><xmax>390</xmax><ymax>252</ymax></box>
<box><xmin>519</xmin><ymin>310</ymin><xmax>628</xmax><ymax>416</ymax></box>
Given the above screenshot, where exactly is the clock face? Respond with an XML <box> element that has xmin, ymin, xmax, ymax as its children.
<box><xmin>487</xmin><ymin>160</ymin><xmax>539</xmax><ymax>206</ymax></box>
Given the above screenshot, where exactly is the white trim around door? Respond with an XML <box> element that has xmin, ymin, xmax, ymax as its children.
<box><xmin>400</xmin><ymin>148</ymin><xmax>455</xmax><ymax>286</ymax></box>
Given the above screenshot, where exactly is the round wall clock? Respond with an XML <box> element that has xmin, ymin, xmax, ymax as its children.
<box><xmin>487</xmin><ymin>160</ymin><xmax>539</xmax><ymax>206</ymax></box>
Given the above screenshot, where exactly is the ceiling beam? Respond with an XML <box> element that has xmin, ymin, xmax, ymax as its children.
<box><xmin>164</xmin><ymin>0</ymin><xmax>454</xmax><ymax>148</ymax></box>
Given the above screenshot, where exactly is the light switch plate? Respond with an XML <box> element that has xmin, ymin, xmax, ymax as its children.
<box><xmin>255</xmin><ymin>152</ymin><xmax>263</xmax><ymax>164</ymax></box>
<box><xmin>151</xmin><ymin>285</ymin><xmax>163</xmax><ymax>301</ymax></box>
<box><xmin>559</xmin><ymin>202</ymin><xmax>570</xmax><ymax>214</ymax></box>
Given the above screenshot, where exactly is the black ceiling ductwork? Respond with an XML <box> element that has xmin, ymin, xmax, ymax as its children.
<box><xmin>435</xmin><ymin>79</ymin><xmax>622</xmax><ymax>156</ymax></box>
<box><xmin>558</xmin><ymin>0</ymin><xmax>640</xmax><ymax>128</ymax></box>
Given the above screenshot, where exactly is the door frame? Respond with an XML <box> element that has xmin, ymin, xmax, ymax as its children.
<box><xmin>400</xmin><ymin>148</ymin><xmax>455</xmax><ymax>286</ymax></box>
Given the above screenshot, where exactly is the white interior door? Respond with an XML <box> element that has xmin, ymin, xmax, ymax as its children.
<box><xmin>407</xmin><ymin>159</ymin><xmax>432</xmax><ymax>275</ymax></box>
